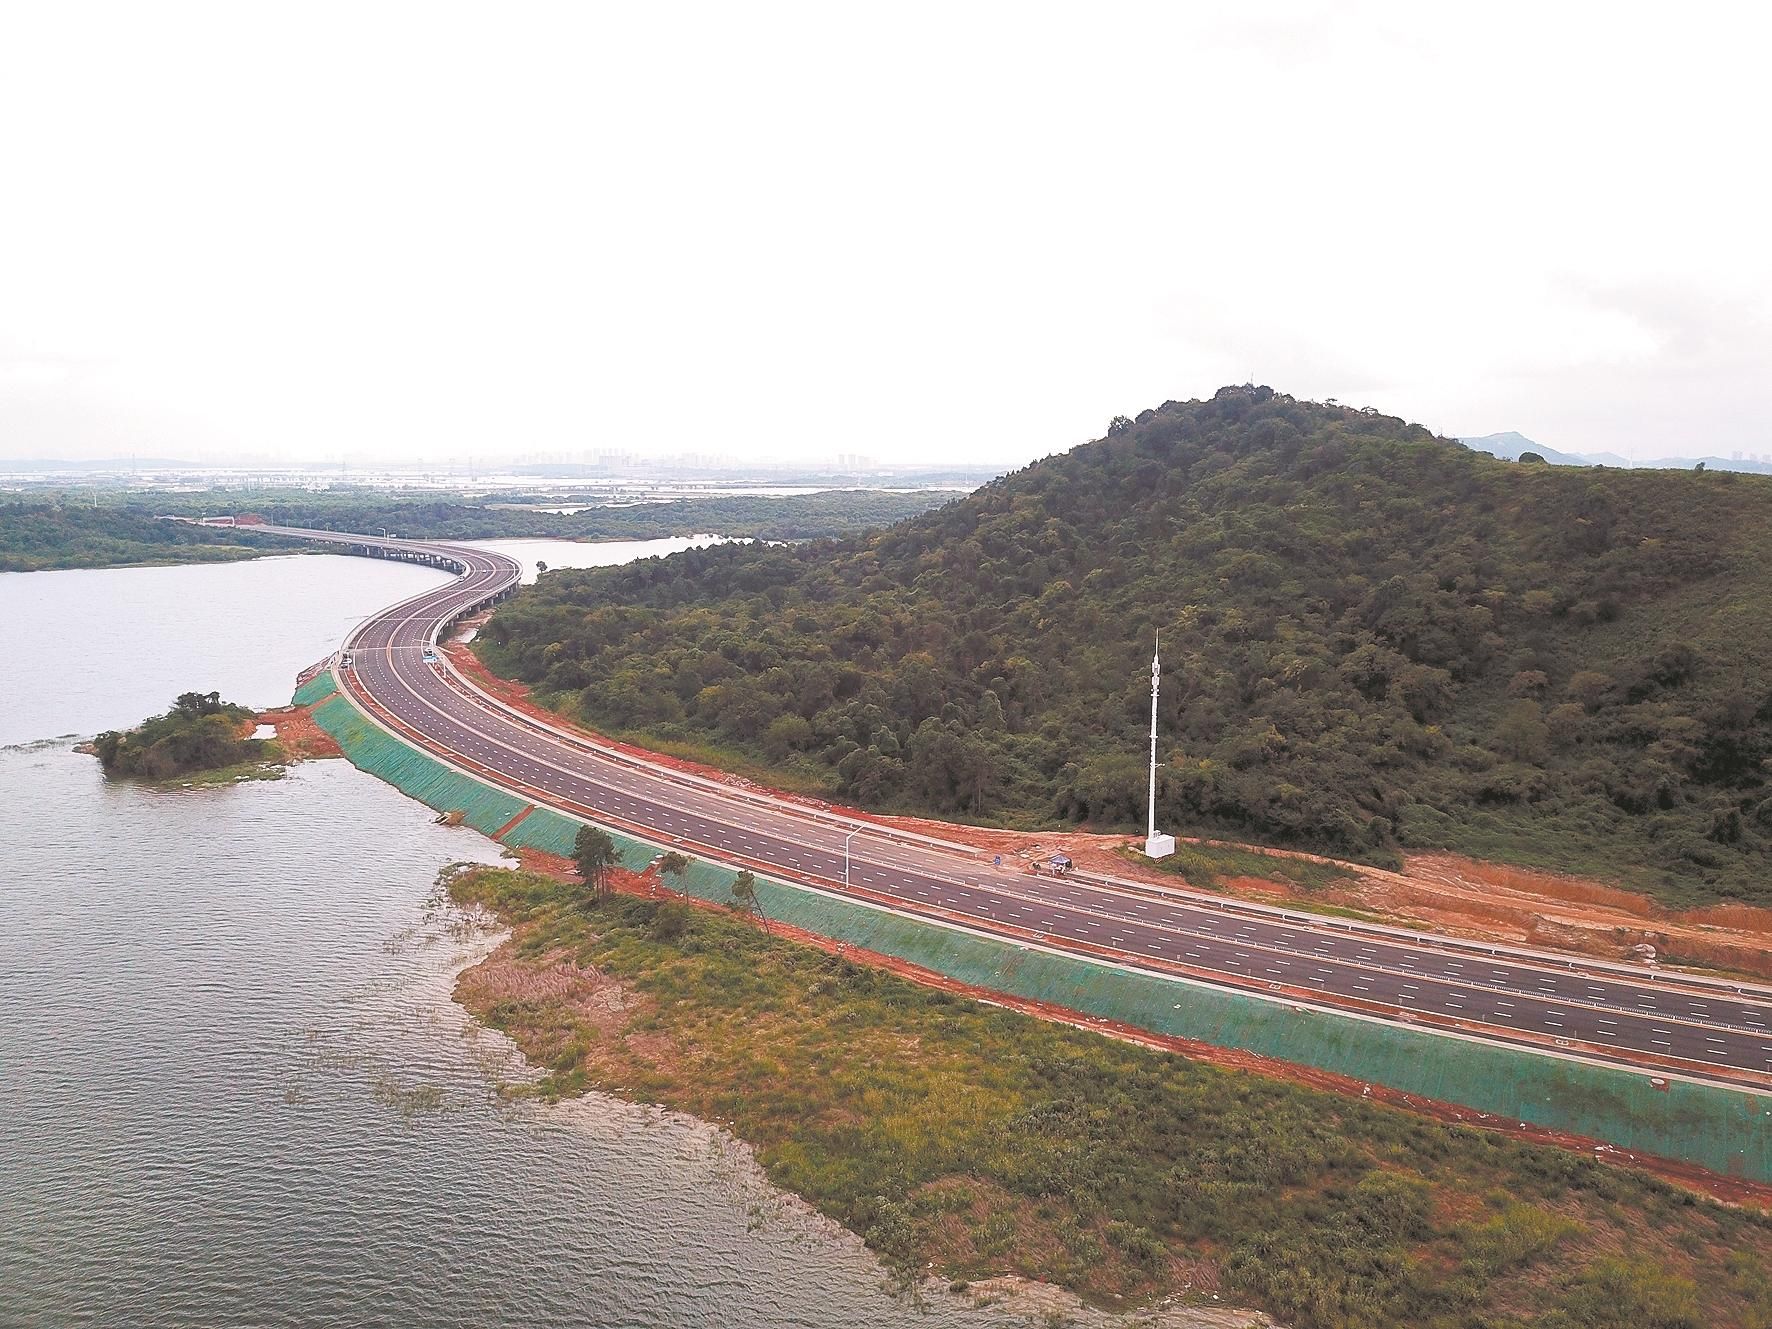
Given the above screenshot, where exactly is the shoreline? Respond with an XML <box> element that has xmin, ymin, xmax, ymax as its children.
<box><xmin>258</xmin><ymin>702</ymin><xmax>344</xmax><ymax>762</ymax></box>
<box><xmin>473</xmin><ymin>851</ymin><xmax>1772</xmax><ymax>1210</ymax></box>
<box><xmin>0</xmin><ymin>546</ymin><xmax>275</xmax><ymax>575</ymax></box>
<box><xmin>429</xmin><ymin>858</ymin><xmax>1772</xmax><ymax>1328</ymax></box>
<box><xmin>72</xmin><ymin>699</ymin><xmax>342</xmax><ymax>788</ymax></box>
<box><xmin>433</xmin><ymin>863</ymin><xmax>1276</xmax><ymax>1329</ymax></box>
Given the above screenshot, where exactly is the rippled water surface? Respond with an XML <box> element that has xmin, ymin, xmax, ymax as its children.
<box><xmin>0</xmin><ymin>549</ymin><xmax>1013</xmax><ymax>1327</ymax></box>
<box><xmin>0</xmin><ymin>553</ymin><xmax>451</xmax><ymax>748</ymax></box>
<box><xmin>455</xmin><ymin>535</ymin><xmax>727</xmax><ymax>584</ymax></box>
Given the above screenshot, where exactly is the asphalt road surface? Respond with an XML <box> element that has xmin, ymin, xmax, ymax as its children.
<box><xmin>268</xmin><ymin>525</ymin><xmax>1772</xmax><ymax>1085</ymax></box>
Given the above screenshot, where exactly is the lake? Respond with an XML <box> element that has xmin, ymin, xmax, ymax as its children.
<box><xmin>455</xmin><ymin>535</ymin><xmax>726</xmax><ymax>584</ymax></box>
<box><xmin>0</xmin><ymin>543</ymin><xmax>1022</xmax><ymax>1327</ymax></box>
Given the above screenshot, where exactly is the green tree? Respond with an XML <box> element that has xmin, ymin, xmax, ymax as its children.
<box><xmin>1496</xmin><ymin>700</ymin><xmax>1549</xmax><ymax>762</ymax></box>
<box><xmin>656</xmin><ymin>851</ymin><xmax>691</xmax><ymax>880</ymax></box>
<box><xmin>91</xmin><ymin>692</ymin><xmax>261</xmax><ymax>779</ymax></box>
<box><xmin>730</xmin><ymin>868</ymin><xmax>767</xmax><ymax>930</ymax></box>
<box><xmin>1567</xmin><ymin>670</ymin><xmax>1617</xmax><ymax>711</ymax></box>
<box><xmin>1507</xmin><ymin>669</ymin><xmax>1549</xmax><ymax>698</ymax></box>
<box><xmin>646</xmin><ymin>900</ymin><xmax>695</xmax><ymax>942</ymax></box>
<box><xmin>573</xmin><ymin>825</ymin><xmax>619</xmax><ymax>899</ymax></box>
<box><xmin>762</xmin><ymin>713</ymin><xmax>814</xmax><ymax>760</ymax></box>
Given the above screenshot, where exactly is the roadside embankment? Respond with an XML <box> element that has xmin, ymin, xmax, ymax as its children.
<box><xmin>300</xmin><ymin>666</ymin><xmax>1772</xmax><ymax>1190</ymax></box>
<box><xmin>440</xmin><ymin>859</ymin><xmax>1772</xmax><ymax>1329</ymax></box>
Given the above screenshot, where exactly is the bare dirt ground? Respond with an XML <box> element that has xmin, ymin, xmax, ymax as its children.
<box><xmin>257</xmin><ymin>702</ymin><xmax>343</xmax><ymax>760</ymax></box>
<box><xmin>1370</xmin><ymin>853</ymin><xmax>1772</xmax><ymax>981</ymax></box>
<box><xmin>954</xmin><ymin>1277</ymin><xmax>1277</xmax><ymax>1329</ymax></box>
<box><xmin>913</xmin><ymin>822</ymin><xmax>1772</xmax><ymax>984</ymax></box>
<box><xmin>455</xmin><ymin>937</ymin><xmax>648</xmax><ymax>1037</ymax></box>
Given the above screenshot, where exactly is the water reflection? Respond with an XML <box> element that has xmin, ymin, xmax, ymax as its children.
<box><xmin>0</xmin><ymin>551</ymin><xmax>1036</xmax><ymax>1328</ymax></box>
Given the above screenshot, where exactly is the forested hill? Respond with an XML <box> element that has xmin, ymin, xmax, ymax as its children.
<box><xmin>0</xmin><ymin>503</ymin><xmax>297</xmax><ymax>571</ymax></box>
<box><xmin>480</xmin><ymin>386</ymin><xmax>1772</xmax><ymax>907</ymax></box>
<box><xmin>117</xmin><ymin>488</ymin><xmax>955</xmax><ymax>544</ymax></box>
<box><xmin>1</xmin><ymin>490</ymin><xmax>955</xmax><ymax>571</ymax></box>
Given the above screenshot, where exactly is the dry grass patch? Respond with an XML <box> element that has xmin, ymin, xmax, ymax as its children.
<box><xmin>438</xmin><ymin>864</ymin><xmax>1772</xmax><ymax>1329</ymax></box>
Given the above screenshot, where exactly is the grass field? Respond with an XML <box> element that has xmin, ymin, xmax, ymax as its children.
<box><xmin>443</xmin><ymin>864</ymin><xmax>1772</xmax><ymax>1329</ymax></box>
<box><xmin>1120</xmin><ymin>841</ymin><xmax>1360</xmax><ymax>893</ymax></box>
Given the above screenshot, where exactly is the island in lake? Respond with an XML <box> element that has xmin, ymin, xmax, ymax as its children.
<box><xmin>90</xmin><ymin>691</ymin><xmax>283</xmax><ymax>783</ymax></box>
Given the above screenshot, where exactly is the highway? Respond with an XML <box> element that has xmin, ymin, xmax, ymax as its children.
<box><xmin>269</xmin><ymin>525</ymin><xmax>1772</xmax><ymax>1086</ymax></box>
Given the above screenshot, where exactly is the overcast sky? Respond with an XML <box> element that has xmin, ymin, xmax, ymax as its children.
<box><xmin>2</xmin><ymin>2</ymin><xmax>1767</xmax><ymax>467</ymax></box>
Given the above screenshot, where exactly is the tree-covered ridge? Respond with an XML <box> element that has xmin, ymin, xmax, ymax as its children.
<box><xmin>92</xmin><ymin>692</ymin><xmax>274</xmax><ymax>780</ymax></box>
<box><xmin>480</xmin><ymin>387</ymin><xmax>1772</xmax><ymax>907</ymax></box>
<box><xmin>118</xmin><ymin>488</ymin><xmax>955</xmax><ymax>543</ymax></box>
<box><xmin>1</xmin><ymin>490</ymin><xmax>956</xmax><ymax>572</ymax></box>
<box><xmin>0</xmin><ymin>503</ymin><xmax>295</xmax><ymax>571</ymax></box>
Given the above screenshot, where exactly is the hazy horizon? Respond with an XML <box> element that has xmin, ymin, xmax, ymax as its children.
<box><xmin>2</xmin><ymin>410</ymin><xmax>1765</xmax><ymax>478</ymax></box>
<box><xmin>3</xmin><ymin>3</ymin><xmax>1767</xmax><ymax>469</ymax></box>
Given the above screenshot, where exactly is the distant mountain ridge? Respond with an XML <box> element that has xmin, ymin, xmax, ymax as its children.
<box><xmin>1461</xmin><ymin>431</ymin><xmax>1772</xmax><ymax>474</ymax></box>
<box><xmin>1458</xmin><ymin>432</ymin><xmax>1592</xmax><ymax>466</ymax></box>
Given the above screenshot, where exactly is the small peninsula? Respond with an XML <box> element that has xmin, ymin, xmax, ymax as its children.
<box><xmin>90</xmin><ymin>691</ymin><xmax>283</xmax><ymax>783</ymax></box>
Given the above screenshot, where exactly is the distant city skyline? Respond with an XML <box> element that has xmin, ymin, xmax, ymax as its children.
<box><xmin>2</xmin><ymin>4</ymin><xmax>1767</xmax><ymax>469</ymax></box>
<box><xmin>0</xmin><ymin>445</ymin><xmax>992</xmax><ymax>478</ymax></box>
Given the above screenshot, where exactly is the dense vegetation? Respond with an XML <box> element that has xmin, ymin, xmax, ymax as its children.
<box><xmin>72</xmin><ymin>487</ymin><xmax>957</xmax><ymax>544</ymax></box>
<box><xmin>91</xmin><ymin>691</ymin><xmax>276</xmax><ymax>780</ymax></box>
<box><xmin>2</xmin><ymin>489</ymin><xmax>952</xmax><ymax>570</ymax></box>
<box><xmin>0</xmin><ymin>502</ymin><xmax>296</xmax><ymax>570</ymax></box>
<box><xmin>446</xmin><ymin>864</ymin><xmax>1772</xmax><ymax>1328</ymax></box>
<box><xmin>479</xmin><ymin>387</ymin><xmax>1772</xmax><ymax>907</ymax></box>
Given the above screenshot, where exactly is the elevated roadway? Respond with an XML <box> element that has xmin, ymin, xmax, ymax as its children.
<box><xmin>266</xmin><ymin>525</ymin><xmax>1772</xmax><ymax>1088</ymax></box>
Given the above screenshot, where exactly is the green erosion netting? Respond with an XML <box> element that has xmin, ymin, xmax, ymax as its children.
<box><xmin>309</xmin><ymin>694</ymin><xmax>529</xmax><ymax>837</ymax></box>
<box><xmin>500</xmin><ymin>803</ymin><xmax>655</xmax><ymax>868</ymax></box>
<box><xmin>303</xmin><ymin>683</ymin><xmax>1772</xmax><ymax>1181</ymax></box>
<box><xmin>689</xmin><ymin>872</ymin><xmax>1772</xmax><ymax>1182</ymax></box>
<box><xmin>291</xmin><ymin>669</ymin><xmax>339</xmax><ymax>707</ymax></box>
<box><xmin>306</xmin><ymin>692</ymin><xmax>660</xmax><ymax>865</ymax></box>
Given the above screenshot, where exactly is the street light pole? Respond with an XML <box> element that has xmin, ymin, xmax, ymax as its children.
<box><xmin>1147</xmin><ymin>634</ymin><xmax>1159</xmax><ymax>844</ymax></box>
<box><xmin>1144</xmin><ymin>633</ymin><xmax>1175</xmax><ymax>859</ymax></box>
<box><xmin>843</xmin><ymin>828</ymin><xmax>860</xmax><ymax>887</ymax></box>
